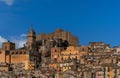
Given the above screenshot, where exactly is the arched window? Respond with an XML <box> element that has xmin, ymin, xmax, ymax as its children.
<box><xmin>61</xmin><ymin>57</ymin><xmax>63</xmax><ymax>61</ymax></box>
<box><xmin>82</xmin><ymin>48</ymin><xmax>84</xmax><ymax>51</ymax></box>
<box><xmin>75</xmin><ymin>56</ymin><xmax>77</xmax><ymax>60</ymax></box>
<box><xmin>16</xmin><ymin>52</ymin><xmax>18</xmax><ymax>54</ymax></box>
<box><xmin>20</xmin><ymin>51</ymin><xmax>22</xmax><ymax>54</ymax></box>
<box><xmin>55</xmin><ymin>49</ymin><xmax>57</xmax><ymax>52</ymax></box>
<box><xmin>68</xmin><ymin>56</ymin><xmax>71</xmax><ymax>61</ymax></box>
<box><xmin>12</xmin><ymin>52</ymin><xmax>14</xmax><ymax>54</ymax></box>
<box><xmin>24</xmin><ymin>52</ymin><xmax>26</xmax><ymax>54</ymax></box>
<box><xmin>5</xmin><ymin>46</ymin><xmax>7</xmax><ymax>50</ymax></box>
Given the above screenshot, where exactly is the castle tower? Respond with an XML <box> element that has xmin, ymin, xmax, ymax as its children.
<box><xmin>2</xmin><ymin>41</ymin><xmax>15</xmax><ymax>50</ymax></box>
<box><xmin>26</xmin><ymin>27</ymin><xmax>36</xmax><ymax>49</ymax></box>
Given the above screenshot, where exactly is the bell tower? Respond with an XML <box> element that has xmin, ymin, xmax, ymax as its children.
<box><xmin>26</xmin><ymin>27</ymin><xmax>36</xmax><ymax>49</ymax></box>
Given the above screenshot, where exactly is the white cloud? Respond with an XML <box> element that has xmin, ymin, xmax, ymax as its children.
<box><xmin>14</xmin><ymin>39</ymin><xmax>26</xmax><ymax>48</ymax></box>
<box><xmin>0</xmin><ymin>34</ymin><xmax>26</xmax><ymax>49</ymax></box>
<box><xmin>9</xmin><ymin>34</ymin><xmax>26</xmax><ymax>48</ymax></box>
<box><xmin>0</xmin><ymin>36</ymin><xmax>7</xmax><ymax>42</ymax></box>
<box><xmin>20</xmin><ymin>34</ymin><xmax>27</xmax><ymax>37</ymax></box>
<box><xmin>0</xmin><ymin>36</ymin><xmax>7</xmax><ymax>48</ymax></box>
<box><xmin>0</xmin><ymin>0</ymin><xmax>14</xmax><ymax>6</ymax></box>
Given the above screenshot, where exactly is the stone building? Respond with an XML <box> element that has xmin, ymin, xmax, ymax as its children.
<box><xmin>51</xmin><ymin>47</ymin><xmax>63</xmax><ymax>63</ymax></box>
<box><xmin>0</xmin><ymin>50</ymin><xmax>7</xmax><ymax>63</ymax></box>
<box><xmin>2</xmin><ymin>41</ymin><xmax>15</xmax><ymax>51</ymax></box>
<box><xmin>87</xmin><ymin>42</ymin><xmax>116</xmax><ymax>65</ymax></box>
<box><xmin>0</xmin><ymin>27</ymin><xmax>76</xmax><ymax>71</ymax></box>
<box><xmin>0</xmin><ymin>28</ymin><xmax>41</xmax><ymax>70</ymax></box>
<box><xmin>36</xmin><ymin>29</ymin><xmax>78</xmax><ymax>46</ymax></box>
<box><xmin>0</xmin><ymin>41</ymin><xmax>16</xmax><ymax>63</ymax></box>
<box><xmin>113</xmin><ymin>46</ymin><xmax>120</xmax><ymax>54</ymax></box>
<box><xmin>77</xmin><ymin>46</ymin><xmax>89</xmax><ymax>64</ymax></box>
<box><xmin>1</xmin><ymin>27</ymin><xmax>120</xmax><ymax>78</ymax></box>
<box><xmin>49</xmin><ymin>46</ymin><xmax>89</xmax><ymax>72</ymax></box>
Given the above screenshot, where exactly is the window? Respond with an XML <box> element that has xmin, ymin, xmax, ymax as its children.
<box><xmin>24</xmin><ymin>52</ymin><xmax>26</xmax><ymax>54</ymax></box>
<box><xmin>68</xmin><ymin>56</ymin><xmax>71</xmax><ymax>60</ymax></box>
<box><xmin>82</xmin><ymin>48</ymin><xmax>84</xmax><ymax>51</ymax></box>
<box><xmin>65</xmin><ymin>66</ymin><xmax>66</xmax><ymax>69</ymax></box>
<box><xmin>75</xmin><ymin>56</ymin><xmax>77</xmax><ymax>59</ymax></box>
<box><xmin>61</xmin><ymin>57</ymin><xmax>63</xmax><ymax>61</ymax></box>
<box><xmin>12</xmin><ymin>52</ymin><xmax>14</xmax><ymax>54</ymax></box>
<box><xmin>55</xmin><ymin>49</ymin><xmax>57</xmax><ymax>52</ymax></box>
<box><xmin>54</xmin><ymin>58</ymin><xmax>57</xmax><ymax>62</ymax></box>
<box><xmin>20</xmin><ymin>52</ymin><xmax>22</xmax><ymax>54</ymax></box>
<box><xmin>11</xmin><ymin>46</ymin><xmax>14</xmax><ymax>49</ymax></box>
<box><xmin>108</xmin><ymin>67</ymin><xmax>110</xmax><ymax>72</ymax></box>
<box><xmin>5</xmin><ymin>46</ymin><xmax>7</xmax><ymax>50</ymax></box>
<box><xmin>16</xmin><ymin>52</ymin><xmax>18</xmax><ymax>54</ymax></box>
<box><xmin>0</xmin><ymin>51</ymin><xmax>1</xmax><ymax>54</ymax></box>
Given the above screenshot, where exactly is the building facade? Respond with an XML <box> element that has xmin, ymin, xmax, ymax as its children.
<box><xmin>36</xmin><ymin>29</ymin><xmax>78</xmax><ymax>46</ymax></box>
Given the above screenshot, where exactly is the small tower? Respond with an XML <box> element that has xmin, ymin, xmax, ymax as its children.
<box><xmin>26</xmin><ymin>27</ymin><xmax>36</xmax><ymax>49</ymax></box>
<box><xmin>2</xmin><ymin>41</ymin><xmax>15</xmax><ymax>50</ymax></box>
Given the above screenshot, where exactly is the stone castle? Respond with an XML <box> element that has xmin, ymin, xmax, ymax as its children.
<box><xmin>0</xmin><ymin>28</ymin><xmax>78</xmax><ymax>70</ymax></box>
<box><xmin>36</xmin><ymin>29</ymin><xmax>78</xmax><ymax>46</ymax></box>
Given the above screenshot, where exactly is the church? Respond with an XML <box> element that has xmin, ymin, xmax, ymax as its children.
<box><xmin>0</xmin><ymin>28</ymin><xmax>41</xmax><ymax>70</ymax></box>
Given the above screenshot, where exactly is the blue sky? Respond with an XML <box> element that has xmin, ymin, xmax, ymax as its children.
<box><xmin>0</xmin><ymin>0</ymin><xmax>120</xmax><ymax>47</ymax></box>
